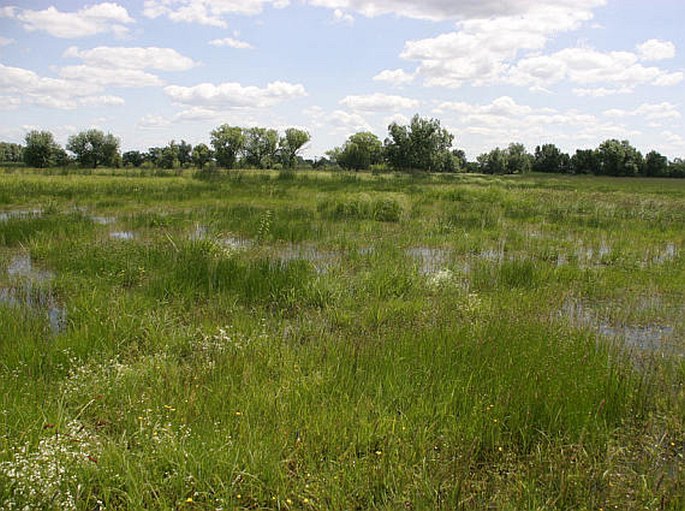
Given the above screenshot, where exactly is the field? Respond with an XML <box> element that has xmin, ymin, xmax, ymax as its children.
<box><xmin>0</xmin><ymin>168</ymin><xmax>684</xmax><ymax>510</ymax></box>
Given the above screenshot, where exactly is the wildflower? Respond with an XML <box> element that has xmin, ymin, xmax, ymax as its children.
<box><xmin>186</xmin><ymin>497</ymin><xmax>193</xmax><ymax>503</ymax></box>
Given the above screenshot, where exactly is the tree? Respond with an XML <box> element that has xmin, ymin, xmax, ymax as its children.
<box><xmin>191</xmin><ymin>143</ymin><xmax>213</xmax><ymax>169</ymax></box>
<box><xmin>279</xmin><ymin>128</ymin><xmax>310</xmax><ymax>168</ymax></box>
<box><xmin>0</xmin><ymin>142</ymin><xmax>23</xmax><ymax>163</ymax></box>
<box><xmin>477</xmin><ymin>148</ymin><xmax>507</xmax><ymax>174</ymax></box>
<box><xmin>66</xmin><ymin>129</ymin><xmax>120</xmax><ymax>168</ymax></box>
<box><xmin>177</xmin><ymin>140</ymin><xmax>192</xmax><ymax>167</ymax></box>
<box><xmin>643</xmin><ymin>150</ymin><xmax>668</xmax><ymax>177</ymax></box>
<box><xmin>23</xmin><ymin>130</ymin><xmax>62</xmax><ymax>168</ymax></box>
<box><xmin>452</xmin><ymin>149</ymin><xmax>468</xmax><ymax>172</ymax></box>
<box><xmin>335</xmin><ymin>131</ymin><xmax>383</xmax><ymax>171</ymax></box>
<box><xmin>505</xmin><ymin>143</ymin><xmax>532</xmax><ymax>174</ymax></box>
<box><xmin>243</xmin><ymin>127</ymin><xmax>279</xmax><ymax>168</ymax></box>
<box><xmin>533</xmin><ymin>144</ymin><xmax>570</xmax><ymax>174</ymax></box>
<box><xmin>159</xmin><ymin>141</ymin><xmax>180</xmax><ymax>169</ymax></box>
<box><xmin>122</xmin><ymin>150</ymin><xmax>144</xmax><ymax>167</ymax></box>
<box><xmin>384</xmin><ymin>114</ymin><xmax>454</xmax><ymax>172</ymax></box>
<box><xmin>570</xmin><ymin>149</ymin><xmax>599</xmax><ymax>175</ymax></box>
<box><xmin>596</xmin><ymin>139</ymin><xmax>642</xmax><ymax>177</ymax></box>
<box><xmin>210</xmin><ymin>125</ymin><xmax>244</xmax><ymax>169</ymax></box>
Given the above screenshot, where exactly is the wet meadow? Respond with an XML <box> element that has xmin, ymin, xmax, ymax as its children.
<box><xmin>0</xmin><ymin>168</ymin><xmax>684</xmax><ymax>509</ymax></box>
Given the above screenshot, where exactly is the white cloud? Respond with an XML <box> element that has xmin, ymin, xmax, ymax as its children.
<box><xmin>510</xmin><ymin>47</ymin><xmax>683</xmax><ymax>88</ymax></box>
<box><xmin>0</xmin><ymin>63</ymin><xmax>127</xmax><ymax>109</ymax></box>
<box><xmin>333</xmin><ymin>9</ymin><xmax>354</xmax><ymax>24</ymax></box>
<box><xmin>433</xmin><ymin>95</ymin><xmax>645</xmax><ymax>155</ymax></box>
<box><xmin>603</xmin><ymin>102</ymin><xmax>681</xmax><ymax>121</ymax></box>
<box><xmin>209</xmin><ymin>37</ymin><xmax>254</xmax><ymax>49</ymax></box>
<box><xmin>138</xmin><ymin>114</ymin><xmax>173</xmax><ymax>129</ymax></box>
<box><xmin>58</xmin><ymin>66</ymin><xmax>164</xmax><ymax>88</ymax></box>
<box><xmin>572</xmin><ymin>86</ymin><xmax>634</xmax><ymax>97</ymax></box>
<box><xmin>308</xmin><ymin>0</ymin><xmax>605</xmax><ymax>22</ymax></box>
<box><xmin>63</xmin><ymin>46</ymin><xmax>197</xmax><ymax>71</ymax></box>
<box><xmin>373</xmin><ymin>69</ymin><xmax>415</xmax><ymax>86</ymax></box>
<box><xmin>637</xmin><ymin>39</ymin><xmax>676</xmax><ymax>61</ymax></box>
<box><xmin>340</xmin><ymin>93</ymin><xmax>419</xmax><ymax>112</ymax></box>
<box><xmin>57</xmin><ymin>46</ymin><xmax>197</xmax><ymax>89</ymax></box>
<box><xmin>401</xmin><ymin>4</ymin><xmax>600</xmax><ymax>88</ymax></box>
<box><xmin>0</xmin><ymin>37</ymin><xmax>15</xmax><ymax>47</ymax></box>
<box><xmin>164</xmin><ymin>81</ymin><xmax>307</xmax><ymax>110</ymax></box>
<box><xmin>2</xmin><ymin>3</ymin><xmax>133</xmax><ymax>38</ymax></box>
<box><xmin>143</xmin><ymin>0</ymin><xmax>290</xmax><ymax>27</ymax></box>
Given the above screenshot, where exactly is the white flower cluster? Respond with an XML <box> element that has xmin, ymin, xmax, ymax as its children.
<box><xmin>0</xmin><ymin>420</ymin><xmax>101</xmax><ymax>511</ymax></box>
<box><xmin>426</xmin><ymin>268</ymin><xmax>456</xmax><ymax>289</ymax></box>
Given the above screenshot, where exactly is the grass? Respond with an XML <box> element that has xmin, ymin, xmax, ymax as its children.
<box><xmin>0</xmin><ymin>168</ymin><xmax>684</xmax><ymax>510</ymax></box>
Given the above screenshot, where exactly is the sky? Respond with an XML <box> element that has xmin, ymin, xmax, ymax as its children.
<box><xmin>0</xmin><ymin>0</ymin><xmax>683</xmax><ymax>159</ymax></box>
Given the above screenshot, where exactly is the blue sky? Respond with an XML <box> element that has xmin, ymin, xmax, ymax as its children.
<box><xmin>0</xmin><ymin>0</ymin><xmax>683</xmax><ymax>159</ymax></box>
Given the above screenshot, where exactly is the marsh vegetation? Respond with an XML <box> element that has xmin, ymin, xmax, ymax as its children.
<box><xmin>0</xmin><ymin>169</ymin><xmax>683</xmax><ymax>509</ymax></box>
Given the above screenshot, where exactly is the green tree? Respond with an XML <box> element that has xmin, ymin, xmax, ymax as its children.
<box><xmin>336</xmin><ymin>131</ymin><xmax>383</xmax><ymax>171</ymax></box>
<box><xmin>0</xmin><ymin>142</ymin><xmax>23</xmax><ymax>163</ymax></box>
<box><xmin>177</xmin><ymin>140</ymin><xmax>192</xmax><ymax>167</ymax></box>
<box><xmin>243</xmin><ymin>127</ymin><xmax>279</xmax><ymax>168</ymax></box>
<box><xmin>477</xmin><ymin>147</ymin><xmax>507</xmax><ymax>174</ymax></box>
<box><xmin>643</xmin><ymin>150</ymin><xmax>668</xmax><ymax>177</ymax></box>
<box><xmin>384</xmin><ymin>114</ymin><xmax>454</xmax><ymax>172</ymax></box>
<box><xmin>596</xmin><ymin>139</ymin><xmax>642</xmax><ymax>177</ymax></box>
<box><xmin>505</xmin><ymin>143</ymin><xmax>532</xmax><ymax>174</ymax></box>
<box><xmin>23</xmin><ymin>130</ymin><xmax>62</xmax><ymax>168</ymax></box>
<box><xmin>210</xmin><ymin>125</ymin><xmax>244</xmax><ymax>169</ymax></box>
<box><xmin>66</xmin><ymin>129</ymin><xmax>120</xmax><ymax>168</ymax></box>
<box><xmin>159</xmin><ymin>141</ymin><xmax>180</xmax><ymax>169</ymax></box>
<box><xmin>122</xmin><ymin>150</ymin><xmax>144</xmax><ymax>167</ymax></box>
<box><xmin>279</xmin><ymin>128</ymin><xmax>310</xmax><ymax>168</ymax></box>
<box><xmin>533</xmin><ymin>144</ymin><xmax>570</xmax><ymax>174</ymax></box>
<box><xmin>191</xmin><ymin>143</ymin><xmax>213</xmax><ymax>169</ymax></box>
<box><xmin>570</xmin><ymin>149</ymin><xmax>599</xmax><ymax>175</ymax></box>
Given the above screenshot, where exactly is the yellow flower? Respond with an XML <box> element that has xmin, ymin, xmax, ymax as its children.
<box><xmin>186</xmin><ymin>497</ymin><xmax>193</xmax><ymax>503</ymax></box>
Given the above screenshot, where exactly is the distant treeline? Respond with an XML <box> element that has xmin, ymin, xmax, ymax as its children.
<box><xmin>2</xmin><ymin>114</ymin><xmax>684</xmax><ymax>178</ymax></box>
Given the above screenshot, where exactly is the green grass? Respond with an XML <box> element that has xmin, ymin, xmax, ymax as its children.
<box><xmin>0</xmin><ymin>169</ymin><xmax>684</xmax><ymax>510</ymax></box>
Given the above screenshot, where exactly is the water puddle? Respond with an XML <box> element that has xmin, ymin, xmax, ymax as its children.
<box><xmin>223</xmin><ymin>236</ymin><xmax>254</xmax><ymax>251</ymax></box>
<box><xmin>0</xmin><ymin>209</ymin><xmax>42</xmax><ymax>221</ymax></box>
<box><xmin>1</xmin><ymin>254</ymin><xmax>66</xmax><ymax>334</ymax></box>
<box><xmin>406</xmin><ymin>247</ymin><xmax>451</xmax><ymax>274</ymax></box>
<box><xmin>275</xmin><ymin>244</ymin><xmax>338</xmax><ymax>273</ymax></box>
<box><xmin>559</xmin><ymin>299</ymin><xmax>679</xmax><ymax>356</ymax></box>
<box><xmin>189</xmin><ymin>224</ymin><xmax>208</xmax><ymax>241</ymax></box>
<box><xmin>92</xmin><ymin>216</ymin><xmax>116</xmax><ymax>225</ymax></box>
<box><xmin>653</xmin><ymin>243</ymin><xmax>678</xmax><ymax>265</ymax></box>
<box><xmin>110</xmin><ymin>231</ymin><xmax>134</xmax><ymax>240</ymax></box>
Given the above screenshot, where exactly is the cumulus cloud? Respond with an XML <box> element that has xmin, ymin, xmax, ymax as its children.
<box><xmin>58</xmin><ymin>46</ymin><xmax>197</xmax><ymax>89</ymax></box>
<box><xmin>373</xmin><ymin>69</ymin><xmax>415</xmax><ymax>86</ymax></box>
<box><xmin>209</xmin><ymin>37</ymin><xmax>254</xmax><ymax>49</ymax></box>
<box><xmin>63</xmin><ymin>46</ymin><xmax>197</xmax><ymax>71</ymax></box>
<box><xmin>1</xmin><ymin>3</ymin><xmax>133</xmax><ymax>38</ymax></box>
<box><xmin>572</xmin><ymin>86</ymin><xmax>634</xmax><ymax>97</ymax></box>
<box><xmin>637</xmin><ymin>39</ymin><xmax>676</xmax><ymax>61</ymax></box>
<box><xmin>0</xmin><ymin>63</ymin><xmax>124</xmax><ymax>109</ymax></box>
<box><xmin>433</xmin><ymin>95</ymin><xmax>643</xmax><ymax>154</ymax></box>
<box><xmin>143</xmin><ymin>0</ymin><xmax>289</xmax><ymax>27</ymax></box>
<box><xmin>333</xmin><ymin>9</ymin><xmax>354</xmax><ymax>24</ymax></box>
<box><xmin>165</xmin><ymin>81</ymin><xmax>307</xmax><ymax>110</ymax></box>
<box><xmin>603</xmin><ymin>102</ymin><xmax>681</xmax><ymax>121</ymax></box>
<box><xmin>308</xmin><ymin>0</ymin><xmax>605</xmax><ymax>22</ymax></box>
<box><xmin>340</xmin><ymin>93</ymin><xmax>419</xmax><ymax>112</ymax></box>
<box><xmin>509</xmin><ymin>47</ymin><xmax>683</xmax><ymax>88</ymax></box>
<box><xmin>401</xmin><ymin>3</ymin><xmax>600</xmax><ymax>88</ymax></box>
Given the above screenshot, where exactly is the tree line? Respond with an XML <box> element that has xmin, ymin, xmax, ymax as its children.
<box><xmin>2</xmin><ymin>115</ymin><xmax>684</xmax><ymax>178</ymax></box>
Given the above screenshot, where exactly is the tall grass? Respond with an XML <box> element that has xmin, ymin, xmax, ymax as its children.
<box><xmin>0</xmin><ymin>169</ymin><xmax>684</xmax><ymax>509</ymax></box>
